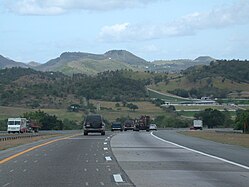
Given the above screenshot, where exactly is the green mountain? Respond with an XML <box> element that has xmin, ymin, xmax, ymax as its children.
<box><xmin>150</xmin><ymin>59</ymin><xmax>249</xmax><ymax>99</ymax></box>
<box><xmin>0</xmin><ymin>68</ymin><xmax>147</xmax><ymax>107</ymax></box>
<box><xmin>151</xmin><ymin>56</ymin><xmax>215</xmax><ymax>72</ymax></box>
<box><xmin>36</xmin><ymin>50</ymin><xmax>150</xmax><ymax>75</ymax></box>
<box><xmin>0</xmin><ymin>55</ymin><xmax>29</xmax><ymax>69</ymax></box>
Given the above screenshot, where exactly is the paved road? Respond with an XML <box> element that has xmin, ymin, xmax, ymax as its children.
<box><xmin>154</xmin><ymin>130</ymin><xmax>249</xmax><ymax>167</ymax></box>
<box><xmin>111</xmin><ymin>130</ymin><xmax>249</xmax><ymax>187</ymax></box>
<box><xmin>1</xmin><ymin>130</ymin><xmax>249</xmax><ymax>187</ymax></box>
<box><xmin>0</xmin><ymin>132</ymin><xmax>134</xmax><ymax>187</ymax></box>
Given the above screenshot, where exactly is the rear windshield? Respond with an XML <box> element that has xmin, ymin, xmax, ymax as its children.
<box><xmin>85</xmin><ymin>115</ymin><xmax>102</xmax><ymax>123</ymax></box>
<box><xmin>112</xmin><ymin>123</ymin><xmax>121</xmax><ymax>128</ymax></box>
<box><xmin>124</xmin><ymin>120</ymin><xmax>134</xmax><ymax>126</ymax></box>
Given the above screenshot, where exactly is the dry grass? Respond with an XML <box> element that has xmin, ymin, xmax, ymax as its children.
<box><xmin>90</xmin><ymin>100</ymin><xmax>165</xmax><ymax>121</ymax></box>
<box><xmin>180</xmin><ymin>131</ymin><xmax>249</xmax><ymax>148</ymax></box>
<box><xmin>0</xmin><ymin>134</ymin><xmax>64</xmax><ymax>150</ymax></box>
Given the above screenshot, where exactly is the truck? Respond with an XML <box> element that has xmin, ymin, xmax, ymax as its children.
<box><xmin>191</xmin><ymin>120</ymin><xmax>203</xmax><ymax>130</ymax></box>
<box><xmin>134</xmin><ymin>115</ymin><xmax>150</xmax><ymax>131</ymax></box>
<box><xmin>7</xmin><ymin>118</ymin><xmax>28</xmax><ymax>133</ymax></box>
<box><xmin>27</xmin><ymin>120</ymin><xmax>40</xmax><ymax>133</ymax></box>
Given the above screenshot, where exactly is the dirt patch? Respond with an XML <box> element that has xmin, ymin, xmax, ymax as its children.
<box><xmin>180</xmin><ymin>131</ymin><xmax>249</xmax><ymax>148</ymax></box>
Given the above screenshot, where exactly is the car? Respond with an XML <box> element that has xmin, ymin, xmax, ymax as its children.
<box><xmin>111</xmin><ymin>122</ymin><xmax>123</xmax><ymax>131</ymax></box>
<box><xmin>123</xmin><ymin>120</ymin><xmax>135</xmax><ymax>131</ymax></box>
<box><xmin>146</xmin><ymin>124</ymin><xmax>157</xmax><ymax>131</ymax></box>
<box><xmin>83</xmin><ymin>114</ymin><xmax>105</xmax><ymax>135</ymax></box>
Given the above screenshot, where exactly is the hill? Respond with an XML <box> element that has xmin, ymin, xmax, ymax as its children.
<box><xmin>0</xmin><ymin>55</ymin><xmax>29</xmax><ymax>69</ymax></box>
<box><xmin>1</xmin><ymin>51</ymin><xmax>216</xmax><ymax>75</ymax></box>
<box><xmin>36</xmin><ymin>50</ymin><xmax>150</xmax><ymax>75</ymax></box>
<box><xmin>0</xmin><ymin>68</ymin><xmax>148</xmax><ymax>108</ymax></box>
<box><xmin>151</xmin><ymin>56</ymin><xmax>215</xmax><ymax>72</ymax></box>
<box><xmin>148</xmin><ymin>60</ymin><xmax>249</xmax><ymax>99</ymax></box>
<box><xmin>27</xmin><ymin>61</ymin><xmax>40</xmax><ymax>67</ymax></box>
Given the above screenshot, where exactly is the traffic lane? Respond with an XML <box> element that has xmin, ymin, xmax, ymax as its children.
<box><xmin>111</xmin><ymin>131</ymin><xmax>249</xmax><ymax>187</ymax></box>
<box><xmin>154</xmin><ymin>130</ymin><xmax>249</xmax><ymax>167</ymax></box>
<box><xmin>0</xmin><ymin>132</ymin><xmax>134</xmax><ymax>187</ymax></box>
<box><xmin>0</xmin><ymin>131</ymin><xmax>81</xmax><ymax>160</ymax></box>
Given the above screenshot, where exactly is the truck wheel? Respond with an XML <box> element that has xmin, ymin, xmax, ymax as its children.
<box><xmin>101</xmin><ymin>131</ymin><xmax>105</xmax><ymax>136</ymax></box>
<box><xmin>84</xmin><ymin>131</ymin><xmax>88</xmax><ymax>136</ymax></box>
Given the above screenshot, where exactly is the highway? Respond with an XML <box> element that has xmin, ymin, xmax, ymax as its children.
<box><xmin>111</xmin><ymin>130</ymin><xmax>249</xmax><ymax>187</ymax></box>
<box><xmin>0</xmin><ymin>132</ymin><xmax>134</xmax><ymax>187</ymax></box>
<box><xmin>1</xmin><ymin>130</ymin><xmax>249</xmax><ymax>187</ymax></box>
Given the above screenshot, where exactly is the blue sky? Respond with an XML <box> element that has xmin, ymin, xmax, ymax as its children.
<box><xmin>1</xmin><ymin>0</ymin><xmax>249</xmax><ymax>63</ymax></box>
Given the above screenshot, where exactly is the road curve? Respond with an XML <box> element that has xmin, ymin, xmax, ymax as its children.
<box><xmin>111</xmin><ymin>130</ymin><xmax>249</xmax><ymax>187</ymax></box>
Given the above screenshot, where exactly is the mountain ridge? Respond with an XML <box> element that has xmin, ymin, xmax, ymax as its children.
<box><xmin>0</xmin><ymin>55</ymin><xmax>29</xmax><ymax>69</ymax></box>
<box><xmin>0</xmin><ymin>51</ymin><xmax>216</xmax><ymax>74</ymax></box>
<box><xmin>36</xmin><ymin>50</ymin><xmax>149</xmax><ymax>75</ymax></box>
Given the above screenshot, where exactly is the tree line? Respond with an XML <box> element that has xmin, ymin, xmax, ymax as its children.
<box><xmin>184</xmin><ymin>59</ymin><xmax>249</xmax><ymax>83</ymax></box>
<box><xmin>0</xmin><ymin>68</ymin><xmax>149</xmax><ymax>107</ymax></box>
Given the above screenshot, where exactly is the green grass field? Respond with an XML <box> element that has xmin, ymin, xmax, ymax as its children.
<box><xmin>90</xmin><ymin>100</ymin><xmax>166</xmax><ymax>121</ymax></box>
<box><xmin>0</xmin><ymin>100</ymin><xmax>166</xmax><ymax>123</ymax></box>
<box><xmin>0</xmin><ymin>106</ymin><xmax>84</xmax><ymax>122</ymax></box>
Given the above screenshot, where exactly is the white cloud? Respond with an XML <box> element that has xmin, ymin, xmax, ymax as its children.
<box><xmin>4</xmin><ymin>0</ymin><xmax>164</xmax><ymax>15</ymax></box>
<box><xmin>99</xmin><ymin>1</ymin><xmax>249</xmax><ymax>42</ymax></box>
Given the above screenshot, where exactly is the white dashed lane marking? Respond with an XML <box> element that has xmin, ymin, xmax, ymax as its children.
<box><xmin>2</xmin><ymin>183</ymin><xmax>10</xmax><ymax>187</ymax></box>
<box><xmin>105</xmin><ymin>156</ymin><xmax>112</xmax><ymax>161</ymax></box>
<box><xmin>113</xmin><ymin>174</ymin><xmax>124</xmax><ymax>183</ymax></box>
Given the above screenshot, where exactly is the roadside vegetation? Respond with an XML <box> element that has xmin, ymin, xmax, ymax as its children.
<box><xmin>180</xmin><ymin>131</ymin><xmax>249</xmax><ymax>148</ymax></box>
<box><xmin>0</xmin><ymin>60</ymin><xmax>249</xmax><ymax>132</ymax></box>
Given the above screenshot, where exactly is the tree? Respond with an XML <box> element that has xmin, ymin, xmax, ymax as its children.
<box><xmin>23</xmin><ymin>110</ymin><xmax>63</xmax><ymax>130</ymax></box>
<box><xmin>235</xmin><ymin>110</ymin><xmax>249</xmax><ymax>133</ymax></box>
<box><xmin>127</xmin><ymin>103</ymin><xmax>139</xmax><ymax>111</ymax></box>
<box><xmin>195</xmin><ymin>108</ymin><xmax>225</xmax><ymax>128</ymax></box>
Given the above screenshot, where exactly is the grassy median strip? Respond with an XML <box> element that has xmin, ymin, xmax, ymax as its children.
<box><xmin>180</xmin><ymin>131</ymin><xmax>249</xmax><ymax>148</ymax></box>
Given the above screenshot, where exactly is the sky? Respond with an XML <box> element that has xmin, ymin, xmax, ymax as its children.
<box><xmin>1</xmin><ymin>0</ymin><xmax>249</xmax><ymax>63</ymax></box>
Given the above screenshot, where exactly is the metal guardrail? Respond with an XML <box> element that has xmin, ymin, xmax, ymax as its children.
<box><xmin>0</xmin><ymin>130</ymin><xmax>81</xmax><ymax>142</ymax></box>
<box><xmin>0</xmin><ymin>134</ymin><xmax>41</xmax><ymax>142</ymax></box>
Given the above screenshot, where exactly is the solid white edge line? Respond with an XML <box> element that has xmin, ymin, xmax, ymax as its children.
<box><xmin>151</xmin><ymin>131</ymin><xmax>249</xmax><ymax>170</ymax></box>
<box><xmin>113</xmin><ymin>174</ymin><xmax>124</xmax><ymax>183</ymax></box>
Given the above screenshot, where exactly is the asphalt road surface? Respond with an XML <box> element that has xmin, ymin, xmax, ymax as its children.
<box><xmin>111</xmin><ymin>130</ymin><xmax>249</xmax><ymax>187</ymax></box>
<box><xmin>1</xmin><ymin>130</ymin><xmax>249</xmax><ymax>187</ymax></box>
<box><xmin>0</xmin><ymin>132</ymin><xmax>134</xmax><ymax>187</ymax></box>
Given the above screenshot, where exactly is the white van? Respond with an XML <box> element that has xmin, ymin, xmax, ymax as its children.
<box><xmin>7</xmin><ymin>118</ymin><xmax>28</xmax><ymax>133</ymax></box>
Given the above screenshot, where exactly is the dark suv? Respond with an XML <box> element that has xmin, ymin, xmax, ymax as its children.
<box><xmin>83</xmin><ymin>114</ymin><xmax>105</xmax><ymax>135</ymax></box>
